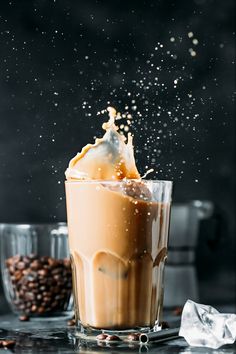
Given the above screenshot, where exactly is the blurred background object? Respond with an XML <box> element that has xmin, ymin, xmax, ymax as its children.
<box><xmin>0</xmin><ymin>0</ymin><xmax>235</xmax><ymax>311</ymax></box>
<box><xmin>0</xmin><ymin>223</ymin><xmax>72</xmax><ymax>316</ymax></box>
<box><xmin>164</xmin><ymin>200</ymin><xmax>214</xmax><ymax>308</ymax></box>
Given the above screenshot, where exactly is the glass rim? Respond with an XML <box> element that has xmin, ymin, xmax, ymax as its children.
<box><xmin>65</xmin><ymin>179</ymin><xmax>173</xmax><ymax>185</ymax></box>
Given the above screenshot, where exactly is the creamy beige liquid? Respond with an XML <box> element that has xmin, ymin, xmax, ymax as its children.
<box><xmin>66</xmin><ymin>181</ymin><xmax>170</xmax><ymax>329</ymax></box>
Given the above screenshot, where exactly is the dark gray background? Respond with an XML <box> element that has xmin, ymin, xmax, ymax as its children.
<box><xmin>0</xmin><ymin>0</ymin><xmax>235</xmax><ymax>306</ymax></box>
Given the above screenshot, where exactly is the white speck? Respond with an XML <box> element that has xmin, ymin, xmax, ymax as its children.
<box><xmin>188</xmin><ymin>32</ymin><xmax>194</xmax><ymax>38</ymax></box>
<box><xmin>189</xmin><ymin>48</ymin><xmax>197</xmax><ymax>57</ymax></box>
<box><xmin>192</xmin><ymin>38</ymin><xmax>198</xmax><ymax>45</ymax></box>
<box><xmin>170</xmin><ymin>37</ymin><xmax>175</xmax><ymax>42</ymax></box>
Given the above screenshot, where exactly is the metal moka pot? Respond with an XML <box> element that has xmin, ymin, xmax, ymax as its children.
<box><xmin>164</xmin><ymin>200</ymin><xmax>214</xmax><ymax>308</ymax></box>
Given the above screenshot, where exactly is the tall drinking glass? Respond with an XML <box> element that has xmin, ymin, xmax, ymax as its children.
<box><xmin>65</xmin><ymin>180</ymin><xmax>172</xmax><ymax>335</ymax></box>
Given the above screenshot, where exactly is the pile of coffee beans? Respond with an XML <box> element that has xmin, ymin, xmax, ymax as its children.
<box><xmin>5</xmin><ymin>254</ymin><xmax>72</xmax><ymax>315</ymax></box>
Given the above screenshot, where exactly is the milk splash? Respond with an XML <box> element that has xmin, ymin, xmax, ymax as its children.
<box><xmin>65</xmin><ymin>107</ymin><xmax>140</xmax><ymax>180</ymax></box>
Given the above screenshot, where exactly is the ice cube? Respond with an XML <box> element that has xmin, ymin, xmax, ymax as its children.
<box><xmin>179</xmin><ymin>300</ymin><xmax>236</xmax><ymax>349</ymax></box>
<box><xmin>102</xmin><ymin>180</ymin><xmax>152</xmax><ymax>201</ymax></box>
<box><xmin>122</xmin><ymin>180</ymin><xmax>152</xmax><ymax>201</ymax></box>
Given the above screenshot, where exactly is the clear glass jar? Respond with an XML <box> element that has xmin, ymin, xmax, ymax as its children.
<box><xmin>0</xmin><ymin>223</ymin><xmax>73</xmax><ymax>317</ymax></box>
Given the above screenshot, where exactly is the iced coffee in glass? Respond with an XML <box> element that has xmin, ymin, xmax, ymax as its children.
<box><xmin>65</xmin><ymin>107</ymin><xmax>172</xmax><ymax>335</ymax></box>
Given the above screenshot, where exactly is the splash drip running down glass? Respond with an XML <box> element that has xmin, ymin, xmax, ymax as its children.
<box><xmin>65</xmin><ymin>107</ymin><xmax>172</xmax><ymax>335</ymax></box>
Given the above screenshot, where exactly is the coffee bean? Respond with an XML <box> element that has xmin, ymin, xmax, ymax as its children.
<box><xmin>12</xmin><ymin>255</ymin><xmax>22</xmax><ymax>263</ymax></box>
<box><xmin>28</xmin><ymin>253</ymin><xmax>36</xmax><ymax>260</ymax></box>
<box><xmin>26</xmin><ymin>302</ymin><xmax>32</xmax><ymax>308</ymax></box>
<box><xmin>44</xmin><ymin>296</ymin><xmax>52</xmax><ymax>303</ymax></box>
<box><xmin>1</xmin><ymin>340</ymin><xmax>16</xmax><ymax>348</ymax></box>
<box><xmin>106</xmin><ymin>335</ymin><xmax>121</xmax><ymax>342</ymax></box>
<box><xmin>52</xmin><ymin>267</ymin><xmax>63</xmax><ymax>275</ymax></box>
<box><xmin>26</xmin><ymin>272</ymin><xmax>38</xmax><ymax>282</ymax></box>
<box><xmin>30</xmin><ymin>260</ymin><xmax>42</xmax><ymax>270</ymax></box>
<box><xmin>40</xmin><ymin>256</ymin><xmax>49</xmax><ymax>264</ymax></box>
<box><xmin>28</xmin><ymin>282</ymin><xmax>37</xmax><ymax>289</ymax></box>
<box><xmin>14</xmin><ymin>270</ymin><xmax>23</xmax><ymax>281</ymax></box>
<box><xmin>53</xmin><ymin>274</ymin><xmax>61</xmax><ymax>281</ymax></box>
<box><xmin>37</xmin><ymin>306</ymin><xmax>45</xmax><ymax>314</ymax></box>
<box><xmin>38</xmin><ymin>269</ymin><xmax>48</xmax><ymax>277</ymax></box>
<box><xmin>5</xmin><ymin>258</ymin><xmax>13</xmax><ymax>267</ymax></box>
<box><xmin>31</xmin><ymin>305</ymin><xmax>37</xmax><ymax>312</ymax></box>
<box><xmin>25</xmin><ymin>292</ymin><xmax>35</xmax><ymax>301</ymax></box>
<box><xmin>52</xmin><ymin>286</ymin><xmax>60</xmax><ymax>293</ymax></box>
<box><xmin>61</xmin><ymin>288</ymin><xmax>67</xmax><ymax>294</ymax></box>
<box><xmin>17</xmin><ymin>261</ymin><xmax>26</xmax><ymax>270</ymax></box>
<box><xmin>42</xmin><ymin>291</ymin><xmax>50</xmax><ymax>297</ymax></box>
<box><xmin>51</xmin><ymin>300</ymin><xmax>59</xmax><ymax>308</ymax></box>
<box><xmin>48</xmin><ymin>258</ymin><xmax>59</xmax><ymax>267</ymax></box>
<box><xmin>173</xmin><ymin>306</ymin><xmax>183</xmax><ymax>316</ymax></box>
<box><xmin>19</xmin><ymin>304</ymin><xmax>26</xmax><ymax>311</ymax></box>
<box><xmin>67</xmin><ymin>319</ymin><xmax>76</xmax><ymax>326</ymax></box>
<box><xmin>63</xmin><ymin>259</ymin><xmax>71</xmax><ymax>268</ymax></box>
<box><xmin>96</xmin><ymin>333</ymin><xmax>108</xmax><ymax>340</ymax></box>
<box><xmin>19</xmin><ymin>314</ymin><xmax>29</xmax><ymax>321</ymax></box>
<box><xmin>8</xmin><ymin>265</ymin><xmax>15</xmax><ymax>275</ymax></box>
<box><xmin>19</xmin><ymin>289</ymin><xmax>25</xmax><ymax>298</ymax></box>
<box><xmin>127</xmin><ymin>333</ymin><xmax>140</xmax><ymax>341</ymax></box>
<box><xmin>161</xmin><ymin>321</ymin><xmax>170</xmax><ymax>329</ymax></box>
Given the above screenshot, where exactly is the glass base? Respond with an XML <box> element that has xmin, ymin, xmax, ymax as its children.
<box><xmin>68</xmin><ymin>321</ymin><xmax>162</xmax><ymax>349</ymax></box>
